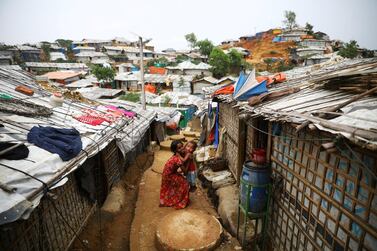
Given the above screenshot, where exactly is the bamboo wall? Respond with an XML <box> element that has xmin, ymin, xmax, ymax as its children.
<box><xmin>0</xmin><ymin>132</ymin><xmax>150</xmax><ymax>251</ymax></box>
<box><xmin>268</xmin><ymin>124</ymin><xmax>377</xmax><ymax>251</ymax></box>
<box><xmin>219</xmin><ymin>102</ymin><xmax>244</xmax><ymax>181</ymax></box>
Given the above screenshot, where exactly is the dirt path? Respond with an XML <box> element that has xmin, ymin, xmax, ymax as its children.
<box><xmin>130</xmin><ymin>149</ymin><xmax>240</xmax><ymax>251</ymax></box>
<box><xmin>71</xmin><ymin>152</ymin><xmax>153</xmax><ymax>251</ymax></box>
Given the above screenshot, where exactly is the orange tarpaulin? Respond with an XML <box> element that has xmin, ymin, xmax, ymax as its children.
<box><xmin>149</xmin><ymin>66</ymin><xmax>167</xmax><ymax>75</ymax></box>
<box><xmin>256</xmin><ymin>72</ymin><xmax>286</xmax><ymax>86</ymax></box>
<box><xmin>256</xmin><ymin>76</ymin><xmax>274</xmax><ymax>86</ymax></box>
<box><xmin>214</xmin><ymin>84</ymin><xmax>234</xmax><ymax>95</ymax></box>
<box><xmin>145</xmin><ymin>84</ymin><xmax>157</xmax><ymax>94</ymax></box>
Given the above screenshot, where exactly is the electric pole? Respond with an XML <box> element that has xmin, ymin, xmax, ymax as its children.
<box><xmin>139</xmin><ymin>36</ymin><xmax>146</xmax><ymax>110</ymax></box>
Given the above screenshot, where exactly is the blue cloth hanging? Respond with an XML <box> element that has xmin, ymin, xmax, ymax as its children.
<box><xmin>214</xmin><ymin>104</ymin><xmax>220</xmax><ymax>148</ymax></box>
<box><xmin>27</xmin><ymin>126</ymin><xmax>82</xmax><ymax>161</ymax></box>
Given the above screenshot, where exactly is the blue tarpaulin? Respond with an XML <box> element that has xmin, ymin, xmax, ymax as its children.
<box><xmin>233</xmin><ymin>72</ymin><xmax>247</xmax><ymax>95</ymax></box>
<box><xmin>235</xmin><ymin>79</ymin><xmax>268</xmax><ymax>101</ymax></box>
<box><xmin>234</xmin><ymin>69</ymin><xmax>268</xmax><ymax>101</ymax></box>
<box><xmin>272</xmin><ymin>36</ymin><xmax>282</xmax><ymax>42</ymax></box>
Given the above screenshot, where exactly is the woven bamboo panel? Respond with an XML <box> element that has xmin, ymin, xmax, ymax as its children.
<box><xmin>268</xmin><ymin>124</ymin><xmax>377</xmax><ymax>251</ymax></box>
<box><xmin>101</xmin><ymin>140</ymin><xmax>123</xmax><ymax>191</ymax></box>
<box><xmin>0</xmin><ymin>172</ymin><xmax>94</xmax><ymax>251</ymax></box>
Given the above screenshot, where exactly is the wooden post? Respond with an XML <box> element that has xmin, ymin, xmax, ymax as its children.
<box><xmin>266</xmin><ymin>121</ymin><xmax>272</xmax><ymax>164</ymax></box>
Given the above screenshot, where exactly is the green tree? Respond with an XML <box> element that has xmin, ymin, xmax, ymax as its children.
<box><xmin>228</xmin><ymin>49</ymin><xmax>243</xmax><ymax>75</ymax></box>
<box><xmin>196</xmin><ymin>39</ymin><xmax>214</xmax><ymax>58</ymax></box>
<box><xmin>55</xmin><ymin>39</ymin><xmax>73</xmax><ymax>48</ymax></box>
<box><xmin>338</xmin><ymin>40</ymin><xmax>359</xmax><ymax>59</ymax></box>
<box><xmin>361</xmin><ymin>49</ymin><xmax>375</xmax><ymax>58</ymax></box>
<box><xmin>185</xmin><ymin>33</ymin><xmax>197</xmax><ymax>49</ymax></box>
<box><xmin>91</xmin><ymin>65</ymin><xmax>116</xmax><ymax>86</ymax></box>
<box><xmin>41</xmin><ymin>44</ymin><xmax>51</xmax><ymax>62</ymax></box>
<box><xmin>175</xmin><ymin>54</ymin><xmax>189</xmax><ymax>64</ymax></box>
<box><xmin>178</xmin><ymin>76</ymin><xmax>185</xmax><ymax>87</ymax></box>
<box><xmin>283</xmin><ymin>10</ymin><xmax>297</xmax><ymax>30</ymax></box>
<box><xmin>305</xmin><ymin>22</ymin><xmax>314</xmax><ymax>35</ymax></box>
<box><xmin>208</xmin><ymin>48</ymin><xmax>230</xmax><ymax>78</ymax></box>
<box><xmin>263</xmin><ymin>58</ymin><xmax>274</xmax><ymax>72</ymax></box>
<box><xmin>147</xmin><ymin>57</ymin><xmax>169</xmax><ymax>67</ymax></box>
<box><xmin>55</xmin><ymin>39</ymin><xmax>74</xmax><ymax>61</ymax></box>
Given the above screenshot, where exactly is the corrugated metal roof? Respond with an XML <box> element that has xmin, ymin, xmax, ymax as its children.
<box><xmin>209</xmin><ymin>58</ymin><xmax>377</xmax><ymax>148</ymax></box>
<box><xmin>72</xmin><ymin>46</ymin><xmax>96</xmax><ymax>51</ymax></box>
<box><xmin>24</xmin><ymin>62</ymin><xmax>88</xmax><ymax>69</ymax></box>
<box><xmin>65</xmin><ymin>79</ymin><xmax>95</xmax><ymax>88</ymax></box>
<box><xmin>115</xmin><ymin>72</ymin><xmax>194</xmax><ymax>84</ymax></box>
<box><xmin>103</xmin><ymin>46</ymin><xmax>152</xmax><ymax>53</ymax></box>
<box><xmin>192</xmin><ymin>76</ymin><xmax>218</xmax><ymax>84</ymax></box>
<box><xmin>78</xmin><ymin>87</ymin><xmax>123</xmax><ymax>99</ymax></box>
<box><xmin>75</xmin><ymin>51</ymin><xmax>107</xmax><ymax>57</ymax></box>
<box><xmin>166</xmin><ymin>61</ymin><xmax>211</xmax><ymax>70</ymax></box>
<box><xmin>43</xmin><ymin>71</ymin><xmax>81</xmax><ymax>80</ymax></box>
<box><xmin>49</xmin><ymin>52</ymin><xmax>66</xmax><ymax>61</ymax></box>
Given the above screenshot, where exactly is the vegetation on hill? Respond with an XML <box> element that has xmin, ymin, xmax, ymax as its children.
<box><xmin>283</xmin><ymin>10</ymin><xmax>297</xmax><ymax>30</ymax></box>
<box><xmin>55</xmin><ymin>39</ymin><xmax>75</xmax><ymax>61</ymax></box>
<box><xmin>338</xmin><ymin>40</ymin><xmax>359</xmax><ymax>59</ymax></box>
<box><xmin>41</xmin><ymin>44</ymin><xmax>51</xmax><ymax>62</ymax></box>
<box><xmin>91</xmin><ymin>65</ymin><xmax>115</xmax><ymax>86</ymax></box>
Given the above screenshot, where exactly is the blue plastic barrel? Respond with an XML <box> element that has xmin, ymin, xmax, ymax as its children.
<box><xmin>240</xmin><ymin>161</ymin><xmax>271</xmax><ymax>213</ymax></box>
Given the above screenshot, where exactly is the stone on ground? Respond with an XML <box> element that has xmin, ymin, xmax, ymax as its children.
<box><xmin>156</xmin><ymin>209</ymin><xmax>223</xmax><ymax>251</ymax></box>
<box><xmin>101</xmin><ymin>184</ymin><xmax>126</xmax><ymax>213</ymax></box>
<box><xmin>216</xmin><ymin>185</ymin><xmax>239</xmax><ymax>236</ymax></box>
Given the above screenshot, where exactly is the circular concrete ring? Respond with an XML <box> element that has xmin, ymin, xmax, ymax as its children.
<box><xmin>183</xmin><ymin>131</ymin><xmax>196</xmax><ymax>137</ymax></box>
<box><xmin>170</xmin><ymin>135</ymin><xmax>186</xmax><ymax>141</ymax></box>
<box><xmin>156</xmin><ymin>209</ymin><xmax>223</xmax><ymax>251</ymax></box>
<box><xmin>160</xmin><ymin>140</ymin><xmax>173</xmax><ymax>150</ymax></box>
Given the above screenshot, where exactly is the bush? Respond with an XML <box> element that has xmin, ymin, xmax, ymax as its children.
<box><xmin>119</xmin><ymin>93</ymin><xmax>140</xmax><ymax>103</ymax></box>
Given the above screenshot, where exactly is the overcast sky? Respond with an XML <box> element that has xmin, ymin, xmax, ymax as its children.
<box><xmin>0</xmin><ymin>0</ymin><xmax>376</xmax><ymax>51</ymax></box>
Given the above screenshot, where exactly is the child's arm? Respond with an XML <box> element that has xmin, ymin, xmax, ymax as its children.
<box><xmin>177</xmin><ymin>152</ymin><xmax>192</xmax><ymax>163</ymax></box>
<box><xmin>176</xmin><ymin>153</ymin><xmax>191</xmax><ymax>175</ymax></box>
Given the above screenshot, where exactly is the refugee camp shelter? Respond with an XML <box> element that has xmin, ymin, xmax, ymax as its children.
<box><xmin>10</xmin><ymin>45</ymin><xmax>41</xmax><ymax>62</ymax></box>
<box><xmin>49</xmin><ymin>52</ymin><xmax>66</xmax><ymax>61</ymax></box>
<box><xmin>204</xmin><ymin>58</ymin><xmax>377</xmax><ymax>251</ymax></box>
<box><xmin>24</xmin><ymin>62</ymin><xmax>88</xmax><ymax>74</ymax></box>
<box><xmin>0</xmin><ymin>66</ymin><xmax>156</xmax><ymax>251</ymax></box>
<box><xmin>72</xmin><ymin>46</ymin><xmax>96</xmax><ymax>54</ymax></box>
<box><xmin>42</xmin><ymin>71</ymin><xmax>81</xmax><ymax>85</ymax></box>
<box><xmin>75</xmin><ymin>51</ymin><xmax>108</xmax><ymax>63</ymax></box>
<box><xmin>191</xmin><ymin>76</ymin><xmax>218</xmax><ymax>95</ymax></box>
<box><xmin>166</xmin><ymin>61</ymin><xmax>211</xmax><ymax>76</ymax></box>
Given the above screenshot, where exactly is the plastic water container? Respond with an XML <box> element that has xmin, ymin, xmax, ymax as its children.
<box><xmin>240</xmin><ymin>161</ymin><xmax>271</xmax><ymax>213</ymax></box>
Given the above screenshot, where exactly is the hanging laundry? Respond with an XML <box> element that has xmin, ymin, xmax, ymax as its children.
<box><xmin>105</xmin><ymin>105</ymin><xmax>137</xmax><ymax>118</ymax></box>
<box><xmin>0</xmin><ymin>142</ymin><xmax>29</xmax><ymax>160</ymax></box>
<box><xmin>27</xmin><ymin>126</ymin><xmax>82</xmax><ymax>161</ymax></box>
<box><xmin>73</xmin><ymin>115</ymin><xmax>106</xmax><ymax>126</ymax></box>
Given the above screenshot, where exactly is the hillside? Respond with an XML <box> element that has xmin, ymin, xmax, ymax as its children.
<box><xmin>221</xmin><ymin>32</ymin><xmax>296</xmax><ymax>72</ymax></box>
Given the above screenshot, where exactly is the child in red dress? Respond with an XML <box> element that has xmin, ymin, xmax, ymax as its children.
<box><xmin>184</xmin><ymin>141</ymin><xmax>198</xmax><ymax>192</ymax></box>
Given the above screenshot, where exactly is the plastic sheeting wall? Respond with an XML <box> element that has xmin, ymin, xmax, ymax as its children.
<box><xmin>268</xmin><ymin>124</ymin><xmax>377</xmax><ymax>251</ymax></box>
